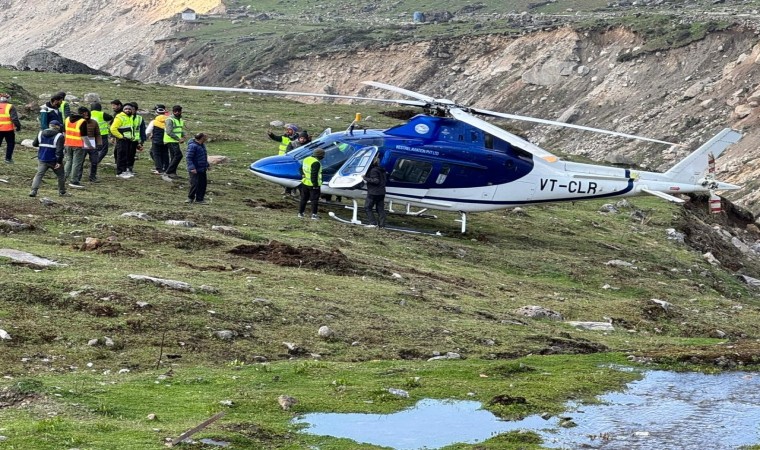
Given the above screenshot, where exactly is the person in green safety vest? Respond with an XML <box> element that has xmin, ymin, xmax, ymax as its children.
<box><xmin>164</xmin><ymin>105</ymin><xmax>186</xmax><ymax>178</ymax></box>
<box><xmin>267</xmin><ymin>123</ymin><xmax>298</xmax><ymax>155</ymax></box>
<box><xmin>298</xmin><ymin>148</ymin><xmax>325</xmax><ymax>220</ymax></box>
<box><xmin>55</xmin><ymin>91</ymin><xmax>71</xmax><ymax>120</ymax></box>
<box><xmin>89</xmin><ymin>102</ymin><xmax>112</xmax><ymax>180</ymax></box>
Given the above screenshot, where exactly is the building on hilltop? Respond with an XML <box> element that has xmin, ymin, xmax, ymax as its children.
<box><xmin>181</xmin><ymin>8</ymin><xmax>197</xmax><ymax>21</ymax></box>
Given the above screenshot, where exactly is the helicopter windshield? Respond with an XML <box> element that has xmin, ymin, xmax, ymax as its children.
<box><xmin>289</xmin><ymin>137</ymin><xmax>373</xmax><ymax>179</ymax></box>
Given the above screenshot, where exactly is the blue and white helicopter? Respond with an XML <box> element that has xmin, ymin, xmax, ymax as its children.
<box><xmin>183</xmin><ymin>81</ymin><xmax>742</xmax><ymax>233</ymax></box>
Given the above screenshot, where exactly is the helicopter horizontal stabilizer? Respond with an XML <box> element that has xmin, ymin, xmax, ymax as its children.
<box><xmin>663</xmin><ymin>128</ymin><xmax>741</xmax><ymax>184</ymax></box>
<box><xmin>641</xmin><ymin>189</ymin><xmax>686</xmax><ymax>203</ymax></box>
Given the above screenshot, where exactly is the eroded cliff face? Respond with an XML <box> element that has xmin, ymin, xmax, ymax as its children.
<box><xmin>2</xmin><ymin>0</ymin><xmax>760</xmax><ymax>210</ymax></box>
<box><xmin>0</xmin><ymin>0</ymin><xmax>223</xmax><ymax>71</ymax></box>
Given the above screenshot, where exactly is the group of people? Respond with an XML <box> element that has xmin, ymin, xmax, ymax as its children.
<box><xmin>268</xmin><ymin>122</ymin><xmax>387</xmax><ymax>227</ymax></box>
<box><xmin>0</xmin><ymin>90</ymin><xmax>211</xmax><ymax>204</ymax></box>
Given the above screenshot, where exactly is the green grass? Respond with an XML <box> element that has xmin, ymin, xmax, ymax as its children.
<box><xmin>0</xmin><ymin>68</ymin><xmax>759</xmax><ymax>448</ymax></box>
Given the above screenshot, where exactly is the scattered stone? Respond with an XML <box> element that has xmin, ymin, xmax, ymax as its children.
<box><xmin>87</xmin><ymin>338</ymin><xmax>99</xmax><ymax>346</ymax></box>
<box><xmin>649</xmin><ymin>299</ymin><xmax>673</xmax><ymax>312</ymax></box>
<box><xmin>488</xmin><ymin>394</ymin><xmax>526</xmax><ymax>406</ymax></box>
<box><xmin>219</xmin><ymin>400</ymin><xmax>234</xmax><ymax>407</ymax></box>
<box><xmin>270</xmin><ymin>120</ymin><xmax>284</xmax><ymax>127</ymax></box>
<box><xmin>20</xmin><ymin>139</ymin><xmax>34</xmax><ymax>148</ymax></box>
<box><xmin>599</xmin><ymin>204</ymin><xmax>619</xmax><ymax>213</ymax></box>
<box><xmin>0</xmin><ymin>219</ymin><xmax>31</xmax><ymax>232</ymax></box>
<box><xmin>566</xmin><ymin>321</ymin><xmax>615</xmax><ymax>332</ymax></box>
<box><xmin>427</xmin><ymin>352</ymin><xmax>461</xmax><ymax>361</ymax></box>
<box><xmin>0</xmin><ymin>329</ymin><xmax>11</xmax><ymax>340</ymax></box>
<box><xmin>118</xmin><ymin>368</ymin><xmax>130</xmax><ymax>374</ymax></box>
<box><xmin>214</xmin><ymin>330</ymin><xmax>234</xmax><ymax>340</ymax></box>
<box><xmin>541</xmin><ymin>412</ymin><xmax>552</xmax><ymax>420</ymax></box>
<box><xmin>147</xmin><ymin>413</ymin><xmax>157</xmax><ymax>421</ymax></box>
<box><xmin>514</xmin><ymin>305</ymin><xmax>563</xmax><ymax>321</ymax></box>
<box><xmin>666</xmin><ymin>228</ymin><xmax>685</xmax><ymax>243</ymax></box>
<box><xmin>278</xmin><ymin>395</ymin><xmax>298</xmax><ymax>410</ymax></box>
<box><xmin>207</xmin><ymin>155</ymin><xmax>229</xmax><ymax>165</ymax></box>
<box><xmin>39</xmin><ymin>197</ymin><xmax>57</xmax><ymax>206</ymax></box>
<box><xmin>738</xmin><ymin>274</ymin><xmax>760</xmax><ymax>288</ymax></box>
<box><xmin>252</xmin><ymin>355</ymin><xmax>267</xmax><ymax>362</ymax></box>
<box><xmin>606</xmin><ymin>259</ymin><xmax>636</xmax><ymax>269</ymax></box>
<box><xmin>703</xmin><ymin>252</ymin><xmax>720</xmax><ymax>266</ymax></box>
<box><xmin>104</xmin><ymin>337</ymin><xmax>114</xmax><ymax>347</ymax></box>
<box><xmin>121</xmin><ymin>211</ymin><xmax>152</xmax><ymax>221</ymax></box>
<box><xmin>0</xmin><ymin>248</ymin><xmax>66</xmax><ymax>268</ymax></box>
<box><xmin>387</xmin><ymin>388</ymin><xmax>409</xmax><ymax>398</ymax></box>
<box><xmin>559</xmin><ymin>417</ymin><xmax>577</xmax><ymax>428</ymax></box>
<box><xmin>317</xmin><ymin>325</ymin><xmax>333</xmax><ymax>338</ymax></box>
<box><xmin>82</xmin><ymin>237</ymin><xmax>102</xmax><ymax>251</ymax></box>
<box><xmin>127</xmin><ymin>274</ymin><xmax>194</xmax><ymax>292</ymax></box>
<box><xmin>199</xmin><ymin>285</ymin><xmax>219</xmax><ymax>294</ymax></box>
<box><xmin>135</xmin><ymin>301</ymin><xmax>151</xmax><ymax>309</ymax></box>
<box><xmin>391</xmin><ymin>273</ymin><xmax>403</xmax><ymax>280</ymax></box>
<box><xmin>711</xmin><ymin>329</ymin><xmax>727</xmax><ymax>338</ymax></box>
<box><xmin>165</xmin><ymin>220</ymin><xmax>196</xmax><ymax>228</ymax></box>
<box><xmin>211</xmin><ymin>225</ymin><xmax>242</xmax><ymax>237</ymax></box>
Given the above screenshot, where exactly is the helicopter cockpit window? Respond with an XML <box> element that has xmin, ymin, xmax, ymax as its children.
<box><xmin>390</xmin><ymin>159</ymin><xmax>433</xmax><ymax>184</ymax></box>
<box><xmin>436</xmin><ymin>165</ymin><xmax>451</xmax><ymax>185</ymax></box>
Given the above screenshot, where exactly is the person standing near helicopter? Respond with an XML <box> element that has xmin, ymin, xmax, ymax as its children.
<box><xmin>267</xmin><ymin>123</ymin><xmax>298</xmax><ymax>156</ymax></box>
<box><xmin>298</xmin><ymin>148</ymin><xmax>325</xmax><ymax>219</ymax></box>
<box><xmin>362</xmin><ymin>155</ymin><xmax>387</xmax><ymax>228</ymax></box>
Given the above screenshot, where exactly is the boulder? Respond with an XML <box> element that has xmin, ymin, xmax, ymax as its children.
<box><xmin>127</xmin><ymin>274</ymin><xmax>194</xmax><ymax>292</ymax></box>
<box><xmin>0</xmin><ymin>248</ymin><xmax>65</xmax><ymax>268</ymax></box>
<box><xmin>207</xmin><ymin>155</ymin><xmax>229</xmax><ymax>165</ymax></box>
<box><xmin>566</xmin><ymin>321</ymin><xmax>614</xmax><ymax>331</ymax></box>
<box><xmin>17</xmin><ymin>49</ymin><xmax>109</xmax><ymax>75</ymax></box>
<box><xmin>514</xmin><ymin>305</ymin><xmax>563</xmax><ymax>321</ymax></box>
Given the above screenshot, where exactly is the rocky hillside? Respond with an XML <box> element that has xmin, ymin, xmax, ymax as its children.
<box><xmin>3</xmin><ymin>0</ymin><xmax>760</xmax><ymax>212</ymax></box>
<box><xmin>0</xmin><ymin>0</ymin><xmax>223</xmax><ymax>72</ymax></box>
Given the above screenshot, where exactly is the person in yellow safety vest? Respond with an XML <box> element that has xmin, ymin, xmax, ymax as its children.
<box><xmin>63</xmin><ymin>111</ymin><xmax>90</xmax><ymax>189</ymax></box>
<box><xmin>0</xmin><ymin>93</ymin><xmax>21</xmax><ymax>164</ymax></box>
<box><xmin>55</xmin><ymin>91</ymin><xmax>71</xmax><ymax>120</ymax></box>
<box><xmin>110</xmin><ymin>103</ymin><xmax>136</xmax><ymax>178</ymax></box>
<box><xmin>298</xmin><ymin>148</ymin><xmax>325</xmax><ymax>220</ymax></box>
<box><xmin>124</xmin><ymin>102</ymin><xmax>145</xmax><ymax>174</ymax></box>
<box><xmin>89</xmin><ymin>103</ymin><xmax>113</xmax><ymax>171</ymax></box>
<box><xmin>267</xmin><ymin>123</ymin><xmax>298</xmax><ymax>155</ymax></box>
<box><xmin>163</xmin><ymin>105</ymin><xmax>186</xmax><ymax>179</ymax></box>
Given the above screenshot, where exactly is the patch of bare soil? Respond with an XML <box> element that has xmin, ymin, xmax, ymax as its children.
<box><xmin>679</xmin><ymin>195</ymin><xmax>760</xmax><ymax>273</ymax></box>
<box><xmin>244</xmin><ymin>198</ymin><xmax>291</xmax><ymax>210</ymax></box>
<box><xmin>228</xmin><ymin>240</ymin><xmax>357</xmax><ymax>274</ymax></box>
<box><xmin>0</xmin><ymin>387</ymin><xmax>36</xmax><ymax>409</ymax></box>
<box><xmin>535</xmin><ymin>333</ymin><xmax>608</xmax><ymax>355</ymax></box>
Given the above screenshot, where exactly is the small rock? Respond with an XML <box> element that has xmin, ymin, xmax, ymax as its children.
<box><xmin>649</xmin><ymin>299</ymin><xmax>673</xmax><ymax>312</ymax></box>
<box><xmin>703</xmin><ymin>252</ymin><xmax>720</xmax><ymax>266</ymax></box>
<box><xmin>214</xmin><ymin>330</ymin><xmax>234</xmax><ymax>340</ymax></box>
<box><xmin>712</xmin><ymin>329</ymin><xmax>727</xmax><ymax>338</ymax></box>
<box><xmin>128</xmin><ymin>274</ymin><xmax>194</xmax><ymax>292</ymax></box>
<box><xmin>207</xmin><ymin>155</ymin><xmax>229</xmax><ymax>165</ymax></box>
<box><xmin>665</xmin><ymin>228</ymin><xmax>685</xmax><ymax>243</ymax></box>
<box><xmin>219</xmin><ymin>400</ymin><xmax>234</xmax><ymax>407</ymax></box>
<box><xmin>146</xmin><ymin>413</ymin><xmax>157</xmax><ymax>421</ymax></box>
<box><xmin>87</xmin><ymin>338</ymin><xmax>99</xmax><ymax>346</ymax></box>
<box><xmin>135</xmin><ymin>301</ymin><xmax>151</xmax><ymax>309</ymax></box>
<box><xmin>118</xmin><ymin>368</ymin><xmax>130</xmax><ymax>374</ymax></box>
<box><xmin>20</xmin><ymin>139</ymin><xmax>35</xmax><ymax>148</ymax></box>
<box><xmin>606</xmin><ymin>259</ymin><xmax>636</xmax><ymax>269</ymax></box>
<box><xmin>391</xmin><ymin>273</ymin><xmax>403</xmax><ymax>280</ymax></box>
<box><xmin>541</xmin><ymin>412</ymin><xmax>552</xmax><ymax>420</ymax></box>
<box><xmin>514</xmin><ymin>305</ymin><xmax>563</xmax><ymax>321</ymax></box>
<box><xmin>164</xmin><ymin>220</ymin><xmax>195</xmax><ymax>228</ymax></box>
<box><xmin>39</xmin><ymin>197</ymin><xmax>57</xmax><ymax>206</ymax></box>
<box><xmin>211</xmin><ymin>225</ymin><xmax>242</xmax><ymax>237</ymax></box>
<box><xmin>0</xmin><ymin>329</ymin><xmax>11</xmax><ymax>340</ymax></box>
<box><xmin>278</xmin><ymin>395</ymin><xmax>298</xmax><ymax>410</ymax></box>
<box><xmin>566</xmin><ymin>321</ymin><xmax>615</xmax><ymax>331</ymax></box>
<box><xmin>104</xmin><ymin>337</ymin><xmax>114</xmax><ymax>347</ymax></box>
<box><xmin>317</xmin><ymin>325</ymin><xmax>333</xmax><ymax>338</ymax></box>
<box><xmin>83</xmin><ymin>237</ymin><xmax>102</xmax><ymax>251</ymax></box>
<box><xmin>199</xmin><ymin>285</ymin><xmax>219</xmax><ymax>294</ymax></box>
<box><xmin>387</xmin><ymin>388</ymin><xmax>409</xmax><ymax>398</ymax></box>
<box><xmin>427</xmin><ymin>352</ymin><xmax>461</xmax><ymax>361</ymax></box>
<box><xmin>121</xmin><ymin>211</ymin><xmax>152</xmax><ymax>221</ymax></box>
<box><xmin>599</xmin><ymin>204</ymin><xmax>619</xmax><ymax>213</ymax></box>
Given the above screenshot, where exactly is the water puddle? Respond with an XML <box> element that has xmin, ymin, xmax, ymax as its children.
<box><xmin>294</xmin><ymin>370</ymin><xmax>760</xmax><ymax>450</ymax></box>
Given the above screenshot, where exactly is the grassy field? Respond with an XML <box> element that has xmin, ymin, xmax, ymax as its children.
<box><xmin>1</xmin><ymin>68</ymin><xmax>760</xmax><ymax>449</ymax></box>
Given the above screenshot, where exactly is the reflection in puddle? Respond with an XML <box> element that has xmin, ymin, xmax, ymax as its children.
<box><xmin>294</xmin><ymin>398</ymin><xmax>552</xmax><ymax>449</ymax></box>
<box><xmin>543</xmin><ymin>370</ymin><xmax>760</xmax><ymax>449</ymax></box>
<box><xmin>295</xmin><ymin>370</ymin><xmax>760</xmax><ymax>450</ymax></box>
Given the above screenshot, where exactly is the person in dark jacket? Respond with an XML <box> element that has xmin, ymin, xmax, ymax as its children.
<box><xmin>39</xmin><ymin>94</ymin><xmax>63</xmax><ymax>131</ymax></box>
<box><xmin>89</xmin><ymin>102</ymin><xmax>112</xmax><ymax>170</ymax></box>
<box><xmin>30</xmin><ymin>120</ymin><xmax>67</xmax><ymax>197</ymax></box>
<box><xmin>185</xmin><ymin>133</ymin><xmax>209</xmax><ymax>204</ymax></box>
<box><xmin>147</xmin><ymin>104</ymin><xmax>169</xmax><ymax>174</ymax></box>
<box><xmin>267</xmin><ymin>123</ymin><xmax>298</xmax><ymax>155</ymax></box>
<box><xmin>298</xmin><ymin>148</ymin><xmax>325</xmax><ymax>219</ymax></box>
<box><xmin>362</xmin><ymin>155</ymin><xmax>387</xmax><ymax>228</ymax></box>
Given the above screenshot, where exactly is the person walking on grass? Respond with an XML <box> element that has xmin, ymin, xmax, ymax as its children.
<box><xmin>164</xmin><ymin>105</ymin><xmax>185</xmax><ymax>179</ymax></box>
<box><xmin>146</xmin><ymin>104</ymin><xmax>170</xmax><ymax>175</ymax></box>
<box><xmin>29</xmin><ymin>120</ymin><xmax>67</xmax><ymax>197</ymax></box>
<box><xmin>69</xmin><ymin>107</ymin><xmax>102</xmax><ymax>186</ymax></box>
<box><xmin>185</xmin><ymin>133</ymin><xmax>209</xmax><ymax>204</ymax></box>
<box><xmin>0</xmin><ymin>93</ymin><xmax>21</xmax><ymax>164</ymax></box>
<box><xmin>298</xmin><ymin>148</ymin><xmax>325</xmax><ymax>219</ymax></box>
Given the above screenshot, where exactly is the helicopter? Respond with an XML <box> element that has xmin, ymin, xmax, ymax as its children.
<box><xmin>180</xmin><ymin>81</ymin><xmax>742</xmax><ymax>233</ymax></box>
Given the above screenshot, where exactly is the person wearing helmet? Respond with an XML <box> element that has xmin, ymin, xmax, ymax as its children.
<box><xmin>298</xmin><ymin>148</ymin><xmax>325</xmax><ymax>219</ymax></box>
<box><xmin>0</xmin><ymin>93</ymin><xmax>21</xmax><ymax>164</ymax></box>
<box><xmin>267</xmin><ymin>123</ymin><xmax>298</xmax><ymax>156</ymax></box>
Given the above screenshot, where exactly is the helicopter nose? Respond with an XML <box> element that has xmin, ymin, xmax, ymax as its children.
<box><xmin>249</xmin><ymin>155</ymin><xmax>301</xmax><ymax>180</ymax></box>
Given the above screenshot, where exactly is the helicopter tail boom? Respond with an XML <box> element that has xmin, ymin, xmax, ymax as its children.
<box><xmin>662</xmin><ymin>128</ymin><xmax>741</xmax><ymax>184</ymax></box>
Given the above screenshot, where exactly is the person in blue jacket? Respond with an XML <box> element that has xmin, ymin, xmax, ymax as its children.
<box><xmin>185</xmin><ymin>132</ymin><xmax>209</xmax><ymax>204</ymax></box>
<box><xmin>29</xmin><ymin>120</ymin><xmax>67</xmax><ymax>197</ymax></box>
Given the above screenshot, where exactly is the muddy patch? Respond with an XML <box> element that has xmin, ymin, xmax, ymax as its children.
<box><xmin>244</xmin><ymin>198</ymin><xmax>291</xmax><ymax>210</ymax></box>
<box><xmin>535</xmin><ymin>333</ymin><xmax>608</xmax><ymax>355</ymax></box>
<box><xmin>228</xmin><ymin>240</ymin><xmax>356</xmax><ymax>274</ymax></box>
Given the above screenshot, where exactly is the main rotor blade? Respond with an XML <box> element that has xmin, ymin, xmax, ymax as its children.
<box><xmin>449</xmin><ymin>107</ymin><xmax>559</xmax><ymax>161</ymax></box>
<box><xmin>361</xmin><ymin>81</ymin><xmax>439</xmax><ymax>104</ymax></box>
<box><xmin>471</xmin><ymin>107</ymin><xmax>681</xmax><ymax>146</ymax></box>
<box><xmin>176</xmin><ymin>85</ymin><xmax>427</xmax><ymax>107</ymax></box>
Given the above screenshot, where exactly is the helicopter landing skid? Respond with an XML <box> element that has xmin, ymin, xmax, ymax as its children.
<box><xmin>328</xmin><ymin>199</ymin><xmax>443</xmax><ymax>236</ymax></box>
<box><xmin>387</xmin><ymin>201</ymin><xmax>438</xmax><ymax>219</ymax></box>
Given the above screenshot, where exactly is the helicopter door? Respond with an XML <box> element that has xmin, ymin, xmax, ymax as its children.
<box><xmin>328</xmin><ymin>146</ymin><xmax>379</xmax><ymax>189</ymax></box>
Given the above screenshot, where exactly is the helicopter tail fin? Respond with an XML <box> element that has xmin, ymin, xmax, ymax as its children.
<box><xmin>663</xmin><ymin>128</ymin><xmax>741</xmax><ymax>184</ymax></box>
